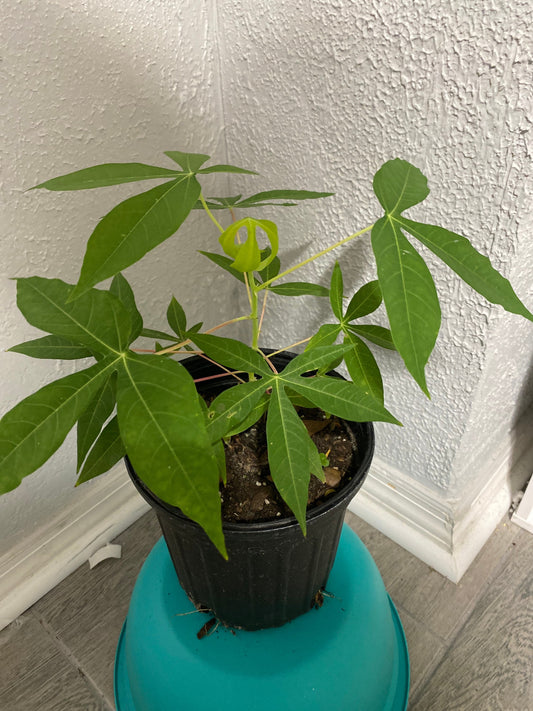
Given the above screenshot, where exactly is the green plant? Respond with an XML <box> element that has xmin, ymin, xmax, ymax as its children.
<box><xmin>1</xmin><ymin>151</ymin><xmax>530</xmax><ymax>556</ymax></box>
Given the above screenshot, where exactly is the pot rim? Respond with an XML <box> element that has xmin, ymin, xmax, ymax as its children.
<box><xmin>126</xmin><ymin>420</ymin><xmax>374</xmax><ymax>536</ymax></box>
<box><xmin>125</xmin><ymin>350</ymin><xmax>375</xmax><ymax>535</ymax></box>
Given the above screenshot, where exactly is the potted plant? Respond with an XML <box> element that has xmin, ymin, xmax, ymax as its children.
<box><xmin>1</xmin><ymin>152</ymin><xmax>531</xmax><ymax>632</ymax></box>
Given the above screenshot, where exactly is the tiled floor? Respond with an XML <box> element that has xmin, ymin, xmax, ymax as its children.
<box><xmin>1</xmin><ymin>509</ymin><xmax>532</xmax><ymax>710</ymax></box>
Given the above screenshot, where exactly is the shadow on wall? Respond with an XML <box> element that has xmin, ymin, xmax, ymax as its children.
<box><xmin>18</xmin><ymin>2</ymin><xmax>223</xmax><ymax>165</ymax></box>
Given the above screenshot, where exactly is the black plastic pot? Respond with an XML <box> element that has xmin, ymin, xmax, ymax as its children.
<box><xmin>126</xmin><ymin>351</ymin><xmax>374</xmax><ymax>630</ymax></box>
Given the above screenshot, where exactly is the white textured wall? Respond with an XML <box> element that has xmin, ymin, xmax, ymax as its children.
<box><xmin>1</xmin><ymin>0</ymin><xmax>532</xmax><ymax>564</ymax></box>
<box><xmin>0</xmin><ymin>0</ymin><xmax>234</xmax><ymax>555</ymax></box>
<box><xmin>217</xmin><ymin>0</ymin><xmax>533</xmax><ymax>509</ymax></box>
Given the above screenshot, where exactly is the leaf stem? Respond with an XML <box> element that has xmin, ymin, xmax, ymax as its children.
<box><xmin>257</xmin><ymin>289</ymin><xmax>269</xmax><ymax>339</ymax></box>
<box><xmin>200</xmin><ymin>192</ymin><xmax>224</xmax><ymax>233</ymax></box>
<box><xmin>194</xmin><ymin>353</ymin><xmax>246</xmax><ymax>383</ymax></box>
<box><xmin>155</xmin><ymin>316</ymin><xmax>250</xmax><ymax>356</ymax></box>
<box><xmin>256</xmin><ymin>223</ymin><xmax>375</xmax><ymax>292</ymax></box>
<box><xmin>268</xmin><ymin>337</ymin><xmax>312</xmax><ymax>356</ymax></box>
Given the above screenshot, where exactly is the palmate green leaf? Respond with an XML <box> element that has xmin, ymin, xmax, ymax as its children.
<box><xmin>285</xmin><ymin>388</ymin><xmax>317</xmax><ymax>409</ymax></box>
<box><xmin>31</xmin><ymin>163</ymin><xmax>182</xmax><ymax>191</ymax></box>
<box><xmin>211</xmin><ymin>439</ymin><xmax>227</xmax><ymax>484</ymax></box>
<box><xmin>206</xmin><ymin>379</ymin><xmax>272</xmax><ymax>442</ymax></box>
<box><xmin>343</xmin><ymin>333</ymin><xmax>384</xmax><ymax>403</ymax></box>
<box><xmin>268</xmin><ymin>282</ymin><xmax>329</xmax><ymax>297</ymax></box>
<box><xmin>77</xmin><ymin>372</ymin><xmax>117</xmax><ymax>471</ymax></box>
<box><xmin>371</xmin><ymin>216</ymin><xmax>440</xmax><ymax>396</ymax></box>
<box><xmin>141</xmin><ymin>328</ymin><xmax>180</xmax><ymax>342</ymax></box>
<box><xmin>282</xmin><ymin>372</ymin><xmax>400</xmax><ymax>425</ymax></box>
<box><xmin>117</xmin><ymin>353</ymin><xmax>226</xmax><ymax>557</ymax></box>
<box><xmin>282</xmin><ymin>344</ymin><xmax>352</xmax><ymax>377</ymax></box>
<box><xmin>76</xmin><ymin>415</ymin><xmax>125</xmax><ymax>485</ymax></box>
<box><xmin>110</xmin><ymin>274</ymin><xmax>143</xmax><ymax>342</ymax></box>
<box><xmin>192</xmin><ymin>195</ymin><xmax>243</xmax><ymax>210</ymax></box>
<box><xmin>344</xmin><ymin>281</ymin><xmax>382</xmax><ymax>322</ymax></box>
<box><xmin>330</xmin><ymin>262</ymin><xmax>344</xmax><ymax>320</ymax></box>
<box><xmin>305</xmin><ymin>324</ymin><xmax>341</xmax><ymax>351</ymax></box>
<box><xmin>373</xmin><ymin>159</ymin><xmax>429</xmax><ymax>214</ymax></box>
<box><xmin>266</xmin><ymin>381</ymin><xmax>311</xmax><ymax>533</ymax></box>
<box><xmin>167</xmin><ymin>296</ymin><xmax>187</xmax><ymax>339</ymax></box>
<box><xmin>8</xmin><ymin>335</ymin><xmax>93</xmax><ymax>360</ymax></box>
<box><xmin>16</xmin><ymin>277</ymin><xmax>132</xmax><ymax>355</ymax></box>
<box><xmin>399</xmin><ymin>218</ymin><xmax>533</xmax><ymax>321</ymax></box>
<box><xmin>187</xmin><ymin>322</ymin><xmax>203</xmax><ymax>335</ymax></box>
<box><xmin>308</xmin><ymin>437</ymin><xmax>326</xmax><ymax>482</ymax></box>
<box><xmin>0</xmin><ymin>357</ymin><xmax>119</xmax><ymax>494</ymax></box>
<box><xmin>347</xmin><ymin>324</ymin><xmax>396</xmax><ymax>350</ymax></box>
<box><xmin>197</xmin><ymin>164</ymin><xmax>258</xmax><ymax>175</ymax></box>
<box><xmin>258</xmin><ymin>248</ymin><xmax>281</xmax><ymax>283</ymax></box>
<box><xmin>224</xmin><ymin>392</ymin><xmax>270</xmax><ymax>438</ymax></box>
<box><xmin>71</xmin><ymin>174</ymin><xmax>201</xmax><ymax>298</ymax></box>
<box><xmin>163</xmin><ymin>151</ymin><xmax>210</xmax><ymax>171</ymax></box>
<box><xmin>193</xmin><ymin>334</ymin><xmax>273</xmax><ymax>377</ymax></box>
<box><xmin>236</xmin><ymin>189</ymin><xmax>334</xmax><ymax>209</ymax></box>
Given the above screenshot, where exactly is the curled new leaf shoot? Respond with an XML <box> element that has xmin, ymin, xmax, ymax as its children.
<box><xmin>219</xmin><ymin>218</ymin><xmax>279</xmax><ymax>273</ymax></box>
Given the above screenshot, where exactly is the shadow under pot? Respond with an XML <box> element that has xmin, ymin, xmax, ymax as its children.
<box><xmin>125</xmin><ymin>351</ymin><xmax>375</xmax><ymax>631</ymax></box>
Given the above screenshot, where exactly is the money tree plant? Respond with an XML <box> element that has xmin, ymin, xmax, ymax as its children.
<box><xmin>1</xmin><ymin>152</ymin><xmax>531</xmax><ymax>557</ymax></box>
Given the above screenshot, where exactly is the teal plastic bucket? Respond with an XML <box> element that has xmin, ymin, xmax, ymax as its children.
<box><xmin>115</xmin><ymin>524</ymin><xmax>409</xmax><ymax>710</ymax></box>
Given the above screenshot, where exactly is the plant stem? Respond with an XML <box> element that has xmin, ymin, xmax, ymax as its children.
<box><xmin>257</xmin><ymin>289</ymin><xmax>269</xmax><ymax>339</ymax></box>
<box><xmin>195</xmin><ymin>353</ymin><xmax>246</xmax><ymax>383</ymax></box>
<box><xmin>268</xmin><ymin>337</ymin><xmax>312</xmax><ymax>356</ymax></box>
<box><xmin>250</xmin><ymin>283</ymin><xmax>260</xmax><ymax>350</ymax></box>
<box><xmin>155</xmin><ymin>315</ymin><xmax>250</xmax><ymax>356</ymax></box>
<box><xmin>200</xmin><ymin>192</ymin><xmax>224</xmax><ymax>233</ymax></box>
<box><xmin>256</xmin><ymin>223</ymin><xmax>375</xmax><ymax>292</ymax></box>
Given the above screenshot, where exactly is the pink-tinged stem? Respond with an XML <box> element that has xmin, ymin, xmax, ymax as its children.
<box><xmin>195</xmin><ymin>352</ymin><xmax>246</xmax><ymax>384</ymax></box>
<box><xmin>194</xmin><ymin>371</ymin><xmax>246</xmax><ymax>384</ymax></box>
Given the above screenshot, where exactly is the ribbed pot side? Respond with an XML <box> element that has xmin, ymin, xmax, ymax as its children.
<box><xmin>126</xmin><ymin>352</ymin><xmax>375</xmax><ymax>630</ymax></box>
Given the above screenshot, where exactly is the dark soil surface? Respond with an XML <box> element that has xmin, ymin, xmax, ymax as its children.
<box><xmin>220</xmin><ymin>408</ymin><xmax>356</xmax><ymax>523</ymax></box>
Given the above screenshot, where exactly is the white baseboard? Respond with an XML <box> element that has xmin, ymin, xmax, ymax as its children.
<box><xmin>0</xmin><ymin>464</ymin><xmax>149</xmax><ymax>631</ymax></box>
<box><xmin>350</xmin><ymin>430</ymin><xmax>533</xmax><ymax>583</ymax></box>
<box><xmin>2</xmin><ymin>420</ymin><xmax>532</xmax><ymax>630</ymax></box>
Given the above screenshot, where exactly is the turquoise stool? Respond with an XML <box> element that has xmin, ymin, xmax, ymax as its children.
<box><xmin>115</xmin><ymin>524</ymin><xmax>409</xmax><ymax>710</ymax></box>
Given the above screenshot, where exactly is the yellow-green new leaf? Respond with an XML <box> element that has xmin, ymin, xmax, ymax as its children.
<box><xmin>117</xmin><ymin>353</ymin><xmax>226</xmax><ymax>557</ymax></box>
<box><xmin>0</xmin><ymin>357</ymin><xmax>119</xmax><ymax>494</ymax></box>
<box><xmin>219</xmin><ymin>218</ymin><xmax>279</xmax><ymax>273</ymax></box>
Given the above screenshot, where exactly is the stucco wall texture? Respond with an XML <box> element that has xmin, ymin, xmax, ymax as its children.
<box><xmin>218</xmin><ymin>0</ymin><xmax>533</xmax><ymax>506</ymax></box>
<box><xmin>1</xmin><ymin>0</ymin><xmax>532</xmax><ymax>554</ymax></box>
<box><xmin>0</xmin><ymin>0</ymin><xmax>233</xmax><ymax>553</ymax></box>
